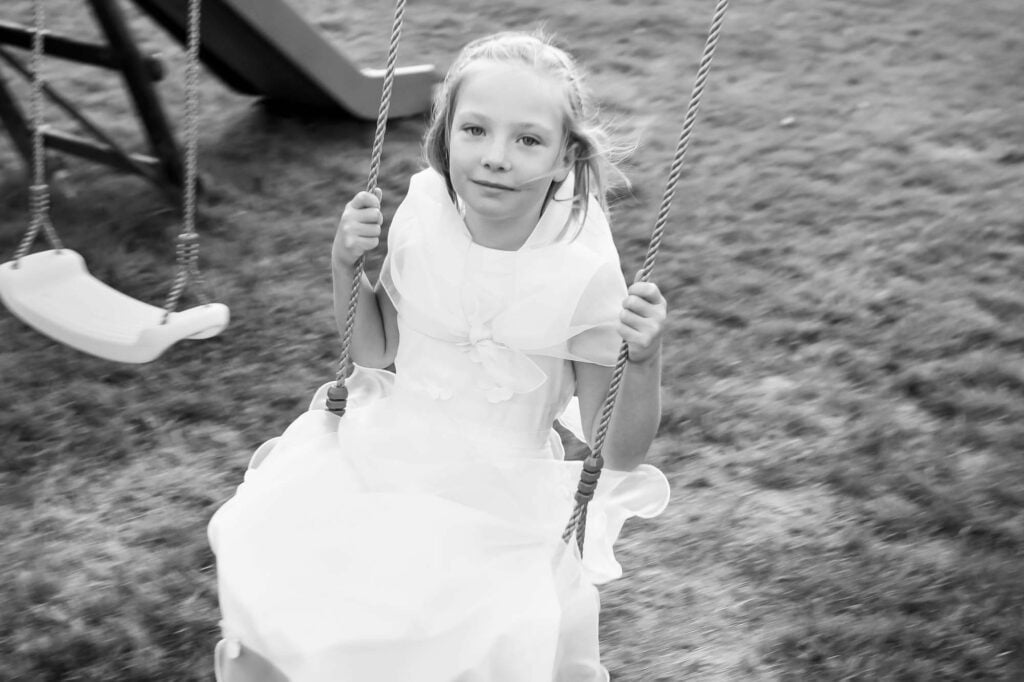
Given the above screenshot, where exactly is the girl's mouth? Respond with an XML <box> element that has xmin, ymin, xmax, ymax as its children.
<box><xmin>473</xmin><ymin>179</ymin><xmax>517</xmax><ymax>192</ymax></box>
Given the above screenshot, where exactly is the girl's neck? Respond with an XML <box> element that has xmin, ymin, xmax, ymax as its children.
<box><xmin>459</xmin><ymin>185</ymin><xmax>558</xmax><ymax>251</ymax></box>
<box><xmin>463</xmin><ymin>212</ymin><xmax>539</xmax><ymax>251</ymax></box>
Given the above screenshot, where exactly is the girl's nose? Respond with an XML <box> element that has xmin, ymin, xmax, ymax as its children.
<box><xmin>481</xmin><ymin>140</ymin><xmax>510</xmax><ymax>171</ymax></box>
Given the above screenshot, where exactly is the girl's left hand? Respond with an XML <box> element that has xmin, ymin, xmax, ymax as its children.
<box><xmin>619</xmin><ymin>281</ymin><xmax>667</xmax><ymax>364</ymax></box>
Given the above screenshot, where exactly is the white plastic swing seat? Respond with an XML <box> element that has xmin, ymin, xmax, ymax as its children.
<box><xmin>0</xmin><ymin>249</ymin><xmax>230</xmax><ymax>364</ymax></box>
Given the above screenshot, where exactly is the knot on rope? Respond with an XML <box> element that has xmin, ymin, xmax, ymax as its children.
<box><xmin>573</xmin><ymin>455</ymin><xmax>604</xmax><ymax>505</ymax></box>
<box><xmin>28</xmin><ymin>183</ymin><xmax>50</xmax><ymax>218</ymax></box>
<box><xmin>175</xmin><ymin>231</ymin><xmax>200</xmax><ymax>262</ymax></box>
<box><xmin>325</xmin><ymin>383</ymin><xmax>349</xmax><ymax>415</ymax></box>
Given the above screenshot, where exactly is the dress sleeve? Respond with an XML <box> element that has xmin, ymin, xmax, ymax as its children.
<box><xmin>529</xmin><ymin>195</ymin><xmax>628</xmax><ymax>367</ymax></box>
<box><xmin>563</xmin><ymin>195</ymin><xmax>629</xmax><ymax>366</ymax></box>
<box><xmin>378</xmin><ymin>169</ymin><xmax>445</xmax><ymax>311</ymax></box>
<box><xmin>494</xmin><ymin>197</ymin><xmax>628</xmax><ymax>367</ymax></box>
<box><xmin>564</xmin><ymin>260</ymin><xmax>628</xmax><ymax>366</ymax></box>
<box><xmin>377</xmin><ymin>195</ymin><xmax>411</xmax><ymax>309</ymax></box>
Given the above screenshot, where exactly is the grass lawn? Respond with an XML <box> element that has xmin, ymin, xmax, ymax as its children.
<box><xmin>1</xmin><ymin>0</ymin><xmax>1022</xmax><ymax>679</ymax></box>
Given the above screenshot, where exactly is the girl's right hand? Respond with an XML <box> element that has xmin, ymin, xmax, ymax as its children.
<box><xmin>334</xmin><ymin>188</ymin><xmax>383</xmax><ymax>267</ymax></box>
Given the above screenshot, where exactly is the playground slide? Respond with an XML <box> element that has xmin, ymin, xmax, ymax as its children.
<box><xmin>129</xmin><ymin>0</ymin><xmax>440</xmax><ymax>119</ymax></box>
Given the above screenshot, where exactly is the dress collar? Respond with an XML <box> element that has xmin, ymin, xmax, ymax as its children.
<box><xmin>419</xmin><ymin>169</ymin><xmax>578</xmax><ymax>252</ymax></box>
<box><xmin>521</xmin><ymin>172</ymin><xmax>576</xmax><ymax>249</ymax></box>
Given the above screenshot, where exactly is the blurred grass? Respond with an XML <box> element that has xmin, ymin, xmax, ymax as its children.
<box><xmin>1</xmin><ymin>0</ymin><xmax>1023</xmax><ymax>679</ymax></box>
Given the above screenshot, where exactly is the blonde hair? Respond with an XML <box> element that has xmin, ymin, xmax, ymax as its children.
<box><xmin>423</xmin><ymin>30</ymin><xmax>625</xmax><ymax>231</ymax></box>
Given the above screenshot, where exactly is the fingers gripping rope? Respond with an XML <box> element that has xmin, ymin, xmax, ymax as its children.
<box><xmin>563</xmin><ymin>0</ymin><xmax>730</xmax><ymax>555</ymax></box>
<box><xmin>327</xmin><ymin>0</ymin><xmax>407</xmax><ymax>417</ymax></box>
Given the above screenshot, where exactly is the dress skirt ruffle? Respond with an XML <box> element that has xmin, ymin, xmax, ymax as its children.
<box><xmin>209</xmin><ymin>368</ymin><xmax>668</xmax><ymax>681</ymax></box>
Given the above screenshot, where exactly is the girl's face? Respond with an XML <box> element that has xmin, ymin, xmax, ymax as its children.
<box><xmin>448</xmin><ymin>60</ymin><xmax>571</xmax><ymax>250</ymax></box>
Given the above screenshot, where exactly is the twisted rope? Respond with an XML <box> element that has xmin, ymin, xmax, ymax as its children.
<box><xmin>326</xmin><ymin>0</ymin><xmax>407</xmax><ymax>416</ymax></box>
<box><xmin>563</xmin><ymin>0</ymin><xmax>730</xmax><ymax>554</ymax></box>
<box><xmin>14</xmin><ymin>0</ymin><xmax>63</xmax><ymax>264</ymax></box>
<box><xmin>163</xmin><ymin>0</ymin><xmax>209</xmax><ymax>319</ymax></box>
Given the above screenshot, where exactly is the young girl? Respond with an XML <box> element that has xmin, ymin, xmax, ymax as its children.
<box><xmin>209</xmin><ymin>31</ymin><xmax>671</xmax><ymax>682</ymax></box>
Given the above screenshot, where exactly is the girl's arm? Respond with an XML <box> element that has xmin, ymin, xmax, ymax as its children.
<box><xmin>573</xmin><ymin>281</ymin><xmax>666</xmax><ymax>471</ymax></box>
<box><xmin>332</xmin><ymin>190</ymin><xmax>400</xmax><ymax>368</ymax></box>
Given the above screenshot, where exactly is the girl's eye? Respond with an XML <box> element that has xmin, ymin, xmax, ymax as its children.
<box><xmin>463</xmin><ymin>125</ymin><xmax>485</xmax><ymax>136</ymax></box>
<box><xmin>519</xmin><ymin>136</ymin><xmax>542</xmax><ymax>147</ymax></box>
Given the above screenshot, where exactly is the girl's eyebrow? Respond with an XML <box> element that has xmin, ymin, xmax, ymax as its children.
<box><xmin>455</xmin><ymin>110</ymin><xmax>556</xmax><ymax>137</ymax></box>
<box><xmin>453</xmin><ymin>109</ymin><xmax>490</xmax><ymax>122</ymax></box>
<box><xmin>516</xmin><ymin>122</ymin><xmax>556</xmax><ymax>137</ymax></box>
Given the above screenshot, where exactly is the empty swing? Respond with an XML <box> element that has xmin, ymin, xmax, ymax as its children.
<box><xmin>0</xmin><ymin>0</ymin><xmax>228</xmax><ymax>364</ymax></box>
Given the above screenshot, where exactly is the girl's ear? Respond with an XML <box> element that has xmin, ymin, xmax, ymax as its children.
<box><xmin>555</xmin><ymin>142</ymin><xmax>577</xmax><ymax>183</ymax></box>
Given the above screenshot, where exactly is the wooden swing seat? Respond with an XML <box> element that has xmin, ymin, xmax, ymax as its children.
<box><xmin>0</xmin><ymin>249</ymin><xmax>229</xmax><ymax>363</ymax></box>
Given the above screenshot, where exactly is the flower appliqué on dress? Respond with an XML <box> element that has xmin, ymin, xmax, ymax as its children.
<box><xmin>457</xmin><ymin>319</ymin><xmax>545</xmax><ymax>403</ymax></box>
<box><xmin>405</xmin><ymin>375</ymin><xmax>454</xmax><ymax>401</ymax></box>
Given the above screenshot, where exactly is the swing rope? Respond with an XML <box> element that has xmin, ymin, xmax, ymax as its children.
<box><xmin>162</xmin><ymin>0</ymin><xmax>210</xmax><ymax>319</ymax></box>
<box><xmin>13</xmin><ymin>0</ymin><xmax>63</xmax><ymax>264</ymax></box>
<box><xmin>562</xmin><ymin>0</ymin><xmax>730</xmax><ymax>554</ymax></box>
<box><xmin>325</xmin><ymin>0</ymin><xmax>407</xmax><ymax>416</ymax></box>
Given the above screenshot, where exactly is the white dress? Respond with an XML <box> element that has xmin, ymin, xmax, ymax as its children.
<box><xmin>208</xmin><ymin>169</ymin><xmax>670</xmax><ymax>682</ymax></box>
